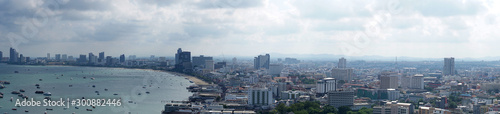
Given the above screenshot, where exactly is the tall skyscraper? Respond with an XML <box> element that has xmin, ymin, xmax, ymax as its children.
<box><xmin>120</xmin><ymin>54</ymin><xmax>125</xmax><ymax>63</ymax></box>
<box><xmin>55</xmin><ymin>54</ymin><xmax>61</xmax><ymax>61</ymax></box>
<box><xmin>62</xmin><ymin>54</ymin><xmax>67</xmax><ymax>61</ymax></box>
<box><xmin>78</xmin><ymin>54</ymin><xmax>87</xmax><ymax>63</ymax></box>
<box><xmin>269</xmin><ymin>64</ymin><xmax>284</xmax><ymax>76</ymax></box>
<box><xmin>99</xmin><ymin>52</ymin><xmax>105</xmax><ymax>62</ymax></box>
<box><xmin>443</xmin><ymin>57</ymin><xmax>455</xmax><ymax>76</ymax></box>
<box><xmin>47</xmin><ymin>53</ymin><xmax>50</xmax><ymax>60</ymax></box>
<box><xmin>338</xmin><ymin>57</ymin><xmax>346</xmax><ymax>68</ymax></box>
<box><xmin>10</xmin><ymin>47</ymin><xmax>18</xmax><ymax>63</ymax></box>
<box><xmin>254</xmin><ymin>54</ymin><xmax>270</xmax><ymax>69</ymax></box>
<box><xmin>88</xmin><ymin>53</ymin><xmax>96</xmax><ymax>64</ymax></box>
<box><xmin>0</xmin><ymin>51</ymin><xmax>3</xmax><ymax>61</ymax></box>
<box><xmin>205</xmin><ymin>60</ymin><xmax>214</xmax><ymax>71</ymax></box>
<box><xmin>175</xmin><ymin>48</ymin><xmax>191</xmax><ymax>65</ymax></box>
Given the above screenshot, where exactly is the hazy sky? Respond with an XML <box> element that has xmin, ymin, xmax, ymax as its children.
<box><xmin>1</xmin><ymin>0</ymin><xmax>499</xmax><ymax>58</ymax></box>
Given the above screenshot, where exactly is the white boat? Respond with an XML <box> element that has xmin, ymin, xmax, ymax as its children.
<box><xmin>43</xmin><ymin>92</ymin><xmax>52</xmax><ymax>96</ymax></box>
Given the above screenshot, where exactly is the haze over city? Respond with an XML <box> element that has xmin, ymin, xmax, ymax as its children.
<box><xmin>1</xmin><ymin>0</ymin><xmax>500</xmax><ymax>59</ymax></box>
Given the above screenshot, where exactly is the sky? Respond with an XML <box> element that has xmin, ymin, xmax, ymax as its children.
<box><xmin>1</xmin><ymin>0</ymin><xmax>500</xmax><ymax>59</ymax></box>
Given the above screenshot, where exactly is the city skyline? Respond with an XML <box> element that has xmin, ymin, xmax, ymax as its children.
<box><xmin>1</xmin><ymin>1</ymin><xmax>500</xmax><ymax>58</ymax></box>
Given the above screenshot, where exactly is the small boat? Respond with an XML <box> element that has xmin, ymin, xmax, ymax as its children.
<box><xmin>17</xmin><ymin>94</ymin><xmax>24</xmax><ymax>97</ymax></box>
<box><xmin>37</xmin><ymin>86</ymin><xmax>40</xmax><ymax>89</ymax></box>
<box><xmin>44</xmin><ymin>96</ymin><xmax>51</xmax><ymax>100</ymax></box>
<box><xmin>43</xmin><ymin>92</ymin><xmax>52</xmax><ymax>96</ymax></box>
<box><xmin>104</xmin><ymin>88</ymin><xmax>108</xmax><ymax>91</ymax></box>
<box><xmin>14</xmin><ymin>71</ymin><xmax>19</xmax><ymax>73</ymax></box>
<box><xmin>69</xmin><ymin>85</ymin><xmax>73</xmax><ymax>87</ymax></box>
<box><xmin>95</xmin><ymin>91</ymin><xmax>99</xmax><ymax>93</ymax></box>
<box><xmin>146</xmin><ymin>91</ymin><xmax>150</xmax><ymax>94</ymax></box>
<box><xmin>83</xmin><ymin>77</ymin><xmax>86</xmax><ymax>79</ymax></box>
<box><xmin>92</xmin><ymin>85</ymin><xmax>95</xmax><ymax>88</ymax></box>
<box><xmin>46</xmin><ymin>108</ymin><xmax>53</xmax><ymax>110</ymax></box>
<box><xmin>12</xmin><ymin>108</ymin><xmax>17</xmax><ymax>110</ymax></box>
<box><xmin>3</xmin><ymin>81</ymin><xmax>10</xmax><ymax>84</ymax></box>
<box><xmin>91</xmin><ymin>77</ymin><xmax>95</xmax><ymax>80</ymax></box>
<box><xmin>0</xmin><ymin>95</ymin><xmax>3</xmax><ymax>98</ymax></box>
<box><xmin>75</xmin><ymin>107</ymin><xmax>79</xmax><ymax>109</ymax></box>
<box><xmin>138</xmin><ymin>93</ymin><xmax>141</xmax><ymax>95</ymax></box>
<box><xmin>35</xmin><ymin>91</ymin><xmax>44</xmax><ymax>94</ymax></box>
<box><xmin>35</xmin><ymin>84</ymin><xmax>40</xmax><ymax>86</ymax></box>
<box><xmin>128</xmin><ymin>101</ymin><xmax>133</xmax><ymax>103</ymax></box>
<box><xmin>25</xmin><ymin>110</ymin><xmax>29</xmax><ymax>112</ymax></box>
<box><xmin>86</xmin><ymin>109</ymin><xmax>93</xmax><ymax>111</ymax></box>
<box><xmin>11</xmin><ymin>91</ymin><xmax>20</xmax><ymax>94</ymax></box>
<box><xmin>0</xmin><ymin>84</ymin><xmax>4</xmax><ymax>89</ymax></box>
<box><xmin>39</xmin><ymin>79</ymin><xmax>42</xmax><ymax>81</ymax></box>
<box><xmin>19</xmin><ymin>89</ymin><xmax>25</xmax><ymax>92</ymax></box>
<box><xmin>113</xmin><ymin>93</ymin><xmax>118</xmax><ymax>95</ymax></box>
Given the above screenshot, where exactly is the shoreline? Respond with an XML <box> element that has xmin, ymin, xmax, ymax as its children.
<box><xmin>11</xmin><ymin>63</ymin><xmax>211</xmax><ymax>86</ymax></box>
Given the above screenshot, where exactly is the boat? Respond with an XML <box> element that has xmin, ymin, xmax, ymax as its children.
<box><xmin>0</xmin><ymin>94</ymin><xmax>3</xmax><ymax>98</ymax></box>
<box><xmin>86</xmin><ymin>109</ymin><xmax>93</xmax><ymax>111</ymax></box>
<box><xmin>104</xmin><ymin>88</ymin><xmax>108</xmax><ymax>91</ymax></box>
<box><xmin>11</xmin><ymin>91</ymin><xmax>20</xmax><ymax>94</ymax></box>
<box><xmin>113</xmin><ymin>93</ymin><xmax>118</xmax><ymax>95</ymax></box>
<box><xmin>75</xmin><ymin>107</ymin><xmax>79</xmax><ymax>109</ymax></box>
<box><xmin>44</xmin><ymin>97</ymin><xmax>51</xmax><ymax>100</ymax></box>
<box><xmin>19</xmin><ymin>89</ymin><xmax>25</xmax><ymax>92</ymax></box>
<box><xmin>39</xmin><ymin>79</ymin><xmax>42</xmax><ymax>81</ymax></box>
<box><xmin>0</xmin><ymin>84</ymin><xmax>4</xmax><ymax>89</ymax></box>
<box><xmin>69</xmin><ymin>85</ymin><xmax>73</xmax><ymax>87</ymax></box>
<box><xmin>91</xmin><ymin>77</ymin><xmax>95</xmax><ymax>80</ymax></box>
<box><xmin>14</xmin><ymin>71</ymin><xmax>19</xmax><ymax>73</ymax></box>
<box><xmin>35</xmin><ymin>84</ymin><xmax>40</xmax><ymax>86</ymax></box>
<box><xmin>17</xmin><ymin>94</ymin><xmax>24</xmax><ymax>97</ymax></box>
<box><xmin>92</xmin><ymin>85</ymin><xmax>95</xmax><ymax>88</ymax></box>
<box><xmin>46</xmin><ymin>108</ymin><xmax>53</xmax><ymax>110</ymax></box>
<box><xmin>12</xmin><ymin>108</ymin><xmax>17</xmax><ymax>110</ymax></box>
<box><xmin>35</xmin><ymin>91</ymin><xmax>44</xmax><ymax>94</ymax></box>
<box><xmin>25</xmin><ymin>110</ymin><xmax>29</xmax><ymax>112</ymax></box>
<box><xmin>138</xmin><ymin>93</ymin><xmax>141</xmax><ymax>95</ymax></box>
<box><xmin>146</xmin><ymin>91</ymin><xmax>150</xmax><ymax>94</ymax></box>
<box><xmin>43</xmin><ymin>92</ymin><xmax>52</xmax><ymax>96</ymax></box>
<box><xmin>2</xmin><ymin>81</ymin><xmax>10</xmax><ymax>84</ymax></box>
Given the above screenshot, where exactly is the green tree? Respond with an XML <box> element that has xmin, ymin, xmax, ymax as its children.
<box><xmin>338</xmin><ymin>106</ymin><xmax>352</xmax><ymax>114</ymax></box>
<box><xmin>323</xmin><ymin>105</ymin><xmax>338</xmax><ymax>114</ymax></box>
<box><xmin>449</xmin><ymin>102</ymin><xmax>457</xmax><ymax>108</ymax></box>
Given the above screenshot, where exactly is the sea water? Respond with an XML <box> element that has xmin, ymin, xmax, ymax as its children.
<box><xmin>0</xmin><ymin>63</ymin><xmax>193</xmax><ymax>114</ymax></box>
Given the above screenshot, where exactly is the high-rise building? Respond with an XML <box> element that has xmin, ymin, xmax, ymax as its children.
<box><xmin>106</xmin><ymin>56</ymin><xmax>113</xmax><ymax>65</ymax></box>
<box><xmin>9</xmin><ymin>47</ymin><xmax>18</xmax><ymax>63</ymax></box>
<box><xmin>120</xmin><ymin>54</ymin><xmax>125</xmax><ymax>63</ymax></box>
<box><xmin>205</xmin><ymin>60</ymin><xmax>214</xmax><ymax>71</ymax></box>
<box><xmin>269</xmin><ymin>64</ymin><xmax>284</xmax><ymax>76</ymax></box>
<box><xmin>328</xmin><ymin>90</ymin><xmax>354</xmax><ymax>108</ymax></box>
<box><xmin>400</xmin><ymin>74</ymin><xmax>424</xmax><ymax>89</ymax></box>
<box><xmin>192</xmin><ymin>55</ymin><xmax>213</xmax><ymax>68</ymax></box>
<box><xmin>380</xmin><ymin>73</ymin><xmax>399</xmax><ymax>89</ymax></box>
<box><xmin>78</xmin><ymin>54</ymin><xmax>87</xmax><ymax>63</ymax></box>
<box><xmin>316</xmin><ymin>78</ymin><xmax>337</xmax><ymax>95</ymax></box>
<box><xmin>47</xmin><ymin>53</ymin><xmax>50</xmax><ymax>60</ymax></box>
<box><xmin>254</xmin><ymin>54</ymin><xmax>270</xmax><ymax>69</ymax></box>
<box><xmin>331</xmin><ymin>68</ymin><xmax>353</xmax><ymax>82</ymax></box>
<box><xmin>55</xmin><ymin>54</ymin><xmax>61</xmax><ymax>61</ymax></box>
<box><xmin>68</xmin><ymin>56</ymin><xmax>74</xmax><ymax>61</ymax></box>
<box><xmin>443</xmin><ymin>57</ymin><xmax>455</xmax><ymax>76</ymax></box>
<box><xmin>88</xmin><ymin>53</ymin><xmax>96</xmax><ymax>64</ymax></box>
<box><xmin>338</xmin><ymin>57</ymin><xmax>346</xmax><ymax>68</ymax></box>
<box><xmin>99</xmin><ymin>52</ymin><xmax>104</xmax><ymax>62</ymax></box>
<box><xmin>62</xmin><ymin>54</ymin><xmax>67</xmax><ymax>61</ymax></box>
<box><xmin>19</xmin><ymin>54</ymin><xmax>25</xmax><ymax>63</ymax></box>
<box><xmin>0</xmin><ymin>51</ymin><xmax>2</xmax><ymax>61</ymax></box>
<box><xmin>175</xmin><ymin>48</ymin><xmax>191</xmax><ymax>65</ymax></box>
<box><xmin>247</xmin><ymin>88</ymin><xmax>273</xmax><ymax>106</ymax></box>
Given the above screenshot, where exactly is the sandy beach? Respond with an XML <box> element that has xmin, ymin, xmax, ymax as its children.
<box><xmin>165</xmin><ymin>71</ymin><xmax>210</xmax><ymax>85</ymax></box>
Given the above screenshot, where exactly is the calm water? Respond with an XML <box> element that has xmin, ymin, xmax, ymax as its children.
<box><xmin>0</xmin><ymin>63</ymin><xmax>193</xmax><ymax>114</ymax></box>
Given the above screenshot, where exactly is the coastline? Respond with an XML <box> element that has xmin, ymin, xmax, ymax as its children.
<box><xmin>165</xmin><ymin>71</ymin><xmax>210</xmax><ymax>85</ymax></box>
<box><xmin>44</xmin><ymin>64</ymin><xmax>211</xmax><ymax>86</ymax></box>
